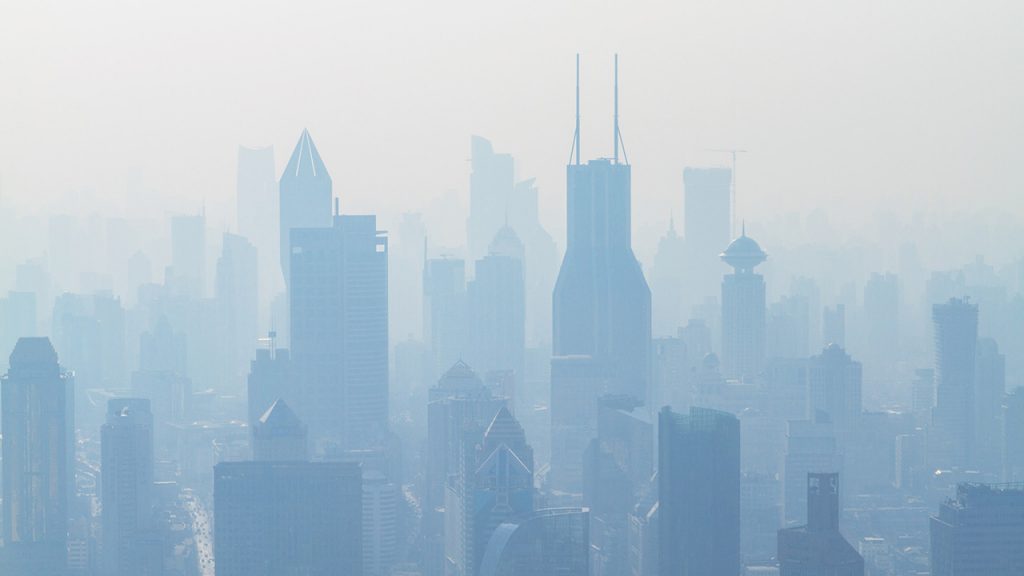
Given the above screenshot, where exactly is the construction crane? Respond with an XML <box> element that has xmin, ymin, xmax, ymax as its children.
<box><xmin>706</xmin><ymin>148</ymin><xmax>748</xmax><ymax>238</ymax></box>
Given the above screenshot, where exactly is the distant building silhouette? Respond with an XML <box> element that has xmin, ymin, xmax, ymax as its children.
<box><xmin>423</xmin><ymin>256</ymin><xmax>468</xmax><ymax>380</ymax></box>
<box><xmin>808</xmin><ymin>344</ymin><xmax>862</xmax><ymax>444</ymax></box>
<box><xmin>101</xmin><ymin>398</ymin><xmax>158</xmax><ymax>576</ymax></box>
<box><xmin>478</xmin><ymin>508</ymin><xmax>590</xmax><ymax>576</ymax></box>
<box><xmin>658</xmin><ymin>406</ymin><xmax>740</xmax><ymax>576</ymax></box>
<box><xmin>279</xmin><ymin>129</ymin><xmax>332</xmax><ymax>290</ymax></box>
<box><xmin>683</xmin><ymin>167</ymin><xmax>732</xmax><ymax>316</ymax></box>
<box><xmin>822</xmin><ymin>303</ymin><xmax>846</xmax><ymax>348</ymax></box>
<box><xmin>468</xmin><ymin>135</ymin><xmax>514</xmax><ymax>268</ymax></box>
<box><xmin>549</xmin><ymin>355</ymin><xmax>604</xmax><ymax>494</ymax></box>
<box><xmin>236</xmin><ymin>144</ymin><xmax>280</xmax><ymax>308</ymax></box>
<box><xmin>169</xmin><ymin>213</ymin><xmax>206</xmax><ymax>298</ymax></box>
<box><xmin>929</xmin><ymin>297</ymin><xmax>978</xmax><ymax>470</ymax></box>
<box><xmin>930</xmin><ymin>483</ymin><xmax>1024</xmax><ymax>575</ymax></box>
<box><xmin>778</xmin><ymin>473</ymin><xmax>864</xmax><ymax>575</ymax></box>
<box><xmin>215</xmin><ymin>232</ymin><xmax>259</xmax><ymax>386</ymax></box>
<box><xmin>863</xmin><ymin>272</ymin><xmax>900</xmax><ymax>372</ymax></box>
<box><xmin>974</xmin><ymin>338</ymin><xmax>1005</xmax><ymax>474</ymax></box>
<box><xmin>290</xmin><ymin>214</ymin><xmax>388</xmax><ymax>448</ymax></box>
<box><xmin>1</xmin><ymin>337</ymin><xmax>73</xmax><ymax>576</ymax></box>
<box><xmin>719</xmin><ymin>228</ymin><xmax>767</xmax><ymax>380</ymax></box>
<box><xmin>252</xmin><ymin>398</ymin><xmax>308</xmax><ymax>461</ymax></box>
<box><xmin>784</xmin><ymin>415</ymin><xmax>841</xmax><ymax>526</ymax></box>
<box><xmin>214</xmin><ymin>461</ymin><xmax>362</xmax><ymax>576</ymax></box>
<box><xmin>246</xmin><ymin>335</ymin><xmax>292</xmax><ymax>429</ymax></box>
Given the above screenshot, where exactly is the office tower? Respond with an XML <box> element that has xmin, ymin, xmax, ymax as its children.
<box><xmin>550</xmin><ymin>355</ymin><xmax>605</xmax><ymax>494</ymax></box>
<box><xmin>823</xmin><ymin>303</ymin><xmax>846</xmax><ymax>347</ymax></box>
<box><xmin>741</xmin><ymin>472</ymin><xmax>782</xmax><ymax>563</ymax></box>
<box><xmin>720</xmin><ymin>228</ymin><xmax>767</xmax><ymax>380</ymax></box>
<box><xmin>778</xmin><ymin>473</ymin><xmax>864</xmax><ymax>576</ymax></box>
<box><xmin>658</xmin><ymin>406</ymin><xmax>740</xmax><ymax>576</ymax></box>
<box><xmin>215</xmin><ymin>232</ymin><xmax>259</xmax><ymax>386</ymax></box>
<box><xmin>1005</xmin><ymin>388</ymin><xmax>1024</xmax><ymax>481</ymax></box>
<box><xmin>784</xmin><ymin>416</ymin><xmax>841</xmax><ymax>526</ymax></box>
<box><xmin>509</xmin><ymin>178</ymin><xmax>559</xmax><ymax>347</ymax></box>
<box><xmin>807</xmin><ymin>344</ymin><xmax>862</xmax><ymax>444</ymax></box>
<box><xmin>425</xmin><ymin>361</ymin><xmax>509</xmax><ymax>517</ymax></box>
<box><xmin>863</xmin><ymin>273</ymin><xmax>900</xmax><ymax>371</ymax></box>
<box><xmin>468</xmin><ymin>135</ymin><xmax>514</xmax><ymax>266</ymax></box>
<box><xmin>169</xmin><ymin>213</ymin><xmax>205</xmax><ymax>297</ymax></box>
<box><xmin>423</xmin><ymin>256</ymin><xmax>468</xmax><ymax>379</ymax></box>
<box><xmin>279</xmin><ymin>129</ymin><xmax>332</xmax><ymax>289</ymax></box>
<box><xmin>912</xmin><ymin>368</ymin><xmax>936</xmax><ymax>413</ymax></box>
<box><xmin>929</xmin><ymin>298</ymin><xmax>978</xmax><ymax>470</ymax></box>
<box><xmin>236</xmin><ymin>145</ymin><xmax>280</xmax><ymax>308</ymax></box>
<box><xmin>101</xmin><ymin>398</ymin><xmax>156</xmax><ymax>576</ymax></box>
<box><xmin>331</xmin><ymin>447</ymin><xmax>402</xmax><ymax>576</ymax></box>
<box><xmin>478</xmin><ymin>508</ymin><xmax>590</xmax><ymax>576</ymax></box>
<box><xmin>552</xmin><ymin>56</ymin><xmax>651</xmax><ymax>403</ymax></box>
<box><xmin>445</xmin><ymin>406</ymin><xmax>534</xmax><ymax>576</ymax></box>
<box><xmin>247</xmin><ymin>337</ymin><xmax>292</xmax><ymax>427</ymax></box>
<box><xmin>252</xmin><ymin>398</ymin><xmax>307</xmax><ymax>461</ymax></box>
<box><xmin>650</xmin><ymin>217</ymin><xmax>686</xmax><ymax>335</ymax></box>
<box><xmin>930</xmin><ymin>483</ymin><xmax>1024</xmax><ymax>575</ymax></box>
<box><xmin>214</xmin><ymin>461</ymin><xmax>362</xmax><ymax>576</ymax></box>
<box><xmin>1</xmin><ymin>337</ymin><xmax>74</xmax><ymax>576</ymax></box>
<box><xmin>467</xmin><ymin>227</ymin><xmax>525</xmax><ymax>396</ymax></box>
<box><xmin>290</xmin><ymin>214</ymin><xmax>388</xmax><ymax>448</ymax></box>
<box><xmin>683</xmin><ymin>167</ymin><xmax>732</xmax><ymax>313</ymax></box>
<box><xmin>974</xmin><ymin>338</ymin><xmax>1005</xmax><ymax>474</ymax></box>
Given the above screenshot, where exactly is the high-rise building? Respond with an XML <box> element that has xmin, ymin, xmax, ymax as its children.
<box><xmin>445</xmin><ymin>406</ymin><xmax>534</xmax><ymax>576</ymax></box>
<box><xmin>423</xmin><ymin>256</ymin><xmax>468</xmax><ymax>380</ymax></box>
<box><xmin>658</xmin><ymin>406</ymin><xmax>740</xmax><ymax>576</ymax></box>
<box><xmin>778</xmin><ymin>473</ymin><xmax>864</xmax><ymax>576</ymax></box>
<box><xmin>974</xmin><ymin>338</ymin><xmax>1005</xmax><ymax>474</ymax></box>
<box><xmin>552</xmin><ymin>57</ymin><xmax>651</xmax><ymax>403</ymax></box>
<box><xmin>863</xmin><ymin>272</ymin><xmax>900</xmax><ymax>372</ymax></box>
<box><xmin>1</xmin><ymin>337</ymin><xmax>74</xmax><ymax>576</ymax></box>
<box><xmin>719</xmin><ymin>228</ymin><xmax>767</xmax><ymax>380</ymax></box>
<box><xmin>930</xmin><ymin>483</ymin><xmax>1024</xmax><ymax>575</ymax></box>
<box><xmin>252</xmin><ymin>398</ymin><xmax>308</xmax><ymax>461</ymax></box>
<box><xmin>214</xmin><ymin>461</ymin><xmax>362</xmax><ymax>576</ymax></box>
<box><xmin>807</xmin><ymin>344</ymin><xmax>862</xmax><ymax>444</ymax></box>
<box><xmin>650</xmin><ymin>217</ymin><xmax>686</xmax><ymax>335</ymax></box>
<box><xmin>468</xmin><ymin>135</ymin><xmax>515</xmax><ymax>267</ymax></box>
<box><xmin>1005</xmin><ymin>388</ymin><xmax>1024</xmax><ymax>482</ymax></box>
<box><xmin>215</xmin><ymin>232</ymin><xmax>259</xmax><ymax>386</ymax></box>
<box><xmin>683</xmin><ymin>167</ymin><xmax>732</xmax><ymax>314</ymax></box>
<box><xmin>929</xmin><ymin>298</ymin><xmax>978</xmax><ymax>470</ymax></box>
<box><xmin>467</xmin><ymin>226</ymin><xmax>526</xmax><ymax>399</ymax></box>
<box><xmin>549</xmin><ymin>355</ymin><xmax>605</xmax><ymax>495</ymax></box>
<box><xmin>478</xmin><ymin>508</ymin><xmax>590</xmax><ymax>576</ymax></box>
<box><xmin>246</xmin><ymin>337</ymin><xmax>292</xmax><ymax>428</ymax></box>
<box><xmin>101</xmin><ymin>398</ymin><xmax>157</xmax><ymax>576</ymax></box>
<box><xmin>290</xmin><ymin>214</ymin><xmax>388</xmax><ymax>448</ymax></box>
<box><xmin>279</xmin><ymin>129</ymin><xmax>332</xmax><ymax>290</ymax></box>
<box><xmin>784</xmin><ymin>416</ymin><xmax>841</xmax><ymax>526</ymax></box>
<box><xmin>236</xmin><ymin>145</ymin><xmax>280</xmax><ymax>308</ymax></box>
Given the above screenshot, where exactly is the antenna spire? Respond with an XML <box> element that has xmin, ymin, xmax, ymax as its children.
<box><xmin>614</xmin><ymin>53</ymin><xmax>619</xmax><ymax>165</ymax></box>
<box><xmin>575</xmin><ymin>54</ymin><xmax>581</xmax><ymax>165</ymax></box>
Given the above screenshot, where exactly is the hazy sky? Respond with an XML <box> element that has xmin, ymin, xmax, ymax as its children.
<box><xmin>2</xmin><ymin>0</ymin><xmax>1022</xmax><ymax>251</ymax></box>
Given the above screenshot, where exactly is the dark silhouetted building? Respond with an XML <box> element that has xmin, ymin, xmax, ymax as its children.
<box><xmin>214</xmin><ymin>461</ymin><xmax>362</xmax><ymax>576</ymax></box>
<box><xmin>479</xmin><ymin>508</ymin><xmax>590</xmax><ymax>576</ymax></box>
<box><xmin>720</xmin><ymin>229</ymin><xmax>767</xmax><ymax>381</ymax></box>
<box><xmin>101</xmin><ymin>398</ymin><xmax>157</xmax><ymax>576</ymax></box>
<box><xmin>930</xmin><ymin>483</ymin><xmax>1024</xmax><ymax>575</ymax></box>
<box><xmin>658</xmin><ymin>406</ymin><xmax>740</xmax><ymax>576</ymax></box>
<box><xmin>778</xmin><ymin>473</ymin><xmax>864</xmax><ymax>576</ymax></box>
<box><xmin>1</xmin><ymin>337</ymin><xmax>74</xmax><ymax>576</ymax></box>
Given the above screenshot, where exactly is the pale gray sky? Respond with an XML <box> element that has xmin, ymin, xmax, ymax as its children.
<box><xmin>1</xmin><ymin>0</ymin><xmax>1022</xmax><ymax>252</ymax></box>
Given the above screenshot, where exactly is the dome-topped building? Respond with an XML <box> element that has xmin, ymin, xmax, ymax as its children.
<box><xmin>720</xmin><ymin>224</ymin><xmax>767</xmax><ymax>274</ymax></box>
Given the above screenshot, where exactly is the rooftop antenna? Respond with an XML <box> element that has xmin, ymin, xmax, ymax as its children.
<box><xmin>573</xmin><ymin>54</ymin><xmax>581</xmax><ymax>165</ymax></box>
<box><xmin>614</xmin><ymin>54</ymin><xmax>619</xmax><ymax>165</ymax></box>
<box><xmin>706</xmin><ymin>148</ymin><xmax>748</xmax><ymax>237</ymax></box>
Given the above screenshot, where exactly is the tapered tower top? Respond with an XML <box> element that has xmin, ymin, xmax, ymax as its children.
<box><xmin>283</xmin><ymin>128</ymin><xmax>329</xmax><ymax>180</ymax></box>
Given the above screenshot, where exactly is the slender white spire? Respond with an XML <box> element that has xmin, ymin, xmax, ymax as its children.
<box><xmin>614</xmin><ymin>53</ymin><xmax>619</xmax><ymax>165</ymax></box>
<box><xmin>575</xmin><ymin>54</ymin><xmax>581</xmax><ymax>165</ymax></box>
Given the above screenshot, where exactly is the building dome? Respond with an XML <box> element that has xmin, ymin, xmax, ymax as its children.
<box><xmin>720</xmin><ymin>226</ymin><xmax>767</xmax><ymax>273</ymax></box>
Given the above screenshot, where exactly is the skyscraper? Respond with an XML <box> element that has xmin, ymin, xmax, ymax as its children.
<box><xmin>784</xmin><ymin>416</ymin><xmax>841</xmax><ymax>526</ymax></box>
<box><xmin>549</xmin><ymin>355</ymin><xmax>605</xmax><ymax>494</ymax></box>
<box><xmin>807</xmin><ymin>344</ymin><xmax>862</xmax><ymax>444</ymax></box>
<box><xmin>423</xmin><ymin>256</ymin><xmax>468</xmax><ymax>380</ymax></box>
<box><xmin>236</xmin><ymin>144</ymin><xmax>280</xmax><ymax>307</ymax></box>
<box><xmin>467</xmin><ymin>226</ymin><xmax>526</xmax><ymax>396</ymax></box>
<box><xmin>778</xmin><ymin>473</ymin><xmax>864</xmax><ymax>576</ymax></box>
<box><xmin>552</xmin><ymin>55</ymin><xmax>651</xmax><ymax>402</ymax></box>
<box><xmin>215</xmin><ymin>232</ymin><xmax>259</xmax><ymax>386</ymax></box>
<box><xmin>290</xmin><ymin>213</ymin><xmax>388</xmax><ymax>448</ymax></box>
<box><xmin>214</xmin><ymin>461</ymin><xmax>362</xmax><ymax>576</ymax></box>
<box><xmin>720</xmin><ymin>228</ymin><xmax>767</xmax><ymax>380</ymax></box>
<box><xmin>478</xmin><ymin>508</ymin><xmax>590</xmax><ymax>576</ymax></box>
<box><xmin>1</xmin><ymin>337</ymin><xmax>74</xmax><ymax>576</ymax></box>
<box><xmin>468</xmin><ymin>135</ymin><xmax>515</xmax><ymax>267</ymax></box>
<box><xmin>930</xmin><ymin>483</ymin><xmax>1024</xmax><ymax>575</ymax></box>
<box><xmin>682</xmin><ymin>167</ymin><xmax>732</xmax><ymax>314</ymax></box>
<box><xmin>974</xmin><ymin>338</ymin><xmax>1005</xmax><ymax>474</ymax></box>
<box><xmin>101</xmin><ymin>398</ymin><xmax>156</xmax><ymax>576</ymax></box>
<box><xmin>279</xmin><ymin>129</ymin><xmax>332</xmax><ymax>289</ymax></box>
<box><xmin>658</xmin><ymin>406</ymin><xmax>740</xmax><ymax>576</ymax></box>
<box><xmin>929</xmin><ymin>297</ymin><xmax>978</xmax><ymax>470</ymax></box>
